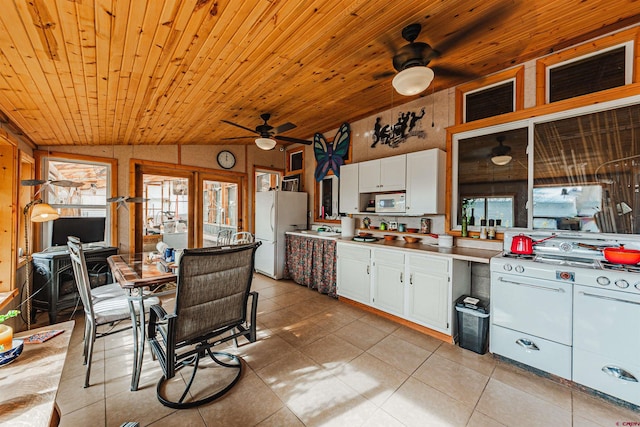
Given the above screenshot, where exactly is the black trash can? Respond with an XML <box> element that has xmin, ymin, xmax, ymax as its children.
<box><xmin>455</xmin><ymin>295</ymin><xmax>490</xmax><ymax>355</ymax></box>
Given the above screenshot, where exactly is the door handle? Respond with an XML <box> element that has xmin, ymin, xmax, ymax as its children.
<box><xmin>498</xmin><ymin>277</ymin><xmax>565</xmax><ymax>293</ymax></box>
<box><xmin>409</xmin><ymin>273</ymin><xmax>413</xmax><ymax>285</ymax></box>
<box><xmin>515</xmin><ymin>338</ymin><xmax>540</xmax><ymax>351</ymax></box>
<box><xmin>400</xmin><ymin>272</ymin><xmax>403</xmax><ymax>283</ymax></box>
<box><xmin>579</xmin><ymin>291</ymin><xmax>640</xmax><ymax>306</ymax></box>
<box><xmin>367</xmin><ymin>265</ymin><xmax>370</xmax><ymax>274</ymax></box>
<box><xmin>601</xmin><ymin>365</ymin><xmax>638</xmax><ymax>382</ymax></box>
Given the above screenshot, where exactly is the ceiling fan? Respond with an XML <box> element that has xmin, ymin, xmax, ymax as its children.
<box><xmin>377</xmin><ymin>2</ymin><xmax>515</xmax><ymax>96</ymax></box>
<box><xmin>221</xmin><ymin>113</ymin><xmax>312</xmax><ymax>150</ymax></box>
<box><xmin>21</xmin><ymin>179</ymin><xmax>83</xmax><ymax>197</ymax></box>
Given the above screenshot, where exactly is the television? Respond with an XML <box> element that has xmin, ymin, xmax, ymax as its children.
<box><xmin>50</xmin><ymin>217</ymin><xmax>106</xmax><ymax>247</ymax></box>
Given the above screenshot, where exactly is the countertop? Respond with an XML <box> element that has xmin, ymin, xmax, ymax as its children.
<box><xmin>1</xmin><ymin>320</ymin><xmax>75</xmax><ymax>427</ymax></box>
<box><xmin>286</xmin><ymin>230</ymin><xmax>502</xmax><ymax>263</ymax></box>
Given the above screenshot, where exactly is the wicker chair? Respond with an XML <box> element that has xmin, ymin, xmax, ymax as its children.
<box><xmin>147</xmin><ymin>242</ymin><xmax>261</xmax><ymax>409</ymax></box>
<box><xmin>67</xmin><ymin>236</ymin><xmax>160</xmax><ymax>388</ymax></box>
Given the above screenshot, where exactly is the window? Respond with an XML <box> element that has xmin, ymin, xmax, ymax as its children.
<box><xmin>42</xmin><ymin>156</ymin><xmax>113</xmax><ymax>248</ymax></box>
<box><xmin>462</xmin><ymin>196</ymin><xmax>515</xmax><ymax>228</ymax></box>
<box><xmin>318</xmin><ymin>175</ymin><xmax>339</xmax><ymax>220</ymax></box>
<box><xmin>465</xmin><ymin>81</ymin><xmax>515</xmax><ymax>123</ymax></box>
<box><xmin>547</xmin><ymin>45</ymin><xmax>630</xmax><ymax>103</ymax></box>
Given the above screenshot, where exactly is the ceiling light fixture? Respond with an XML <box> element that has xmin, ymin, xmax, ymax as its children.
<box><xmin>491</xmin><ymin>136</ymin><xmax>512</xmax><ymax>166</ymax></box>
<box><xmin>255</xmin><ymin>137</ymin><xmax>277</xmax><ymax>150</ymax></box>
<box><xmin>392</xmin><ymin>66</ymin><xmax>435</xmax><ymax>96</ymax></box>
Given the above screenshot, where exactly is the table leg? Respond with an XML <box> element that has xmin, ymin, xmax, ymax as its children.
<box><xmin>127</xmin><ymin>295</ymin><xmax>145</xmax><ymax>391</ymax></box>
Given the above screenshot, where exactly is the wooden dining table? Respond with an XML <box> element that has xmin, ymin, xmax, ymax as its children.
<box><xmin>107</xmin><ymin>253</ymin><xmax>177</xmax><ymax>391</ymax></box>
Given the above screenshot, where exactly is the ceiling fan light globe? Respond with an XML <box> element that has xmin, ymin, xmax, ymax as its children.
<box><xmin>491</xmin><ymin>155</ymin><xmax>512</xmax><ymax>166</ymax></box>
<box><xmin>30</xmin><ymin>203</ymin><xmax>59</xmax><ymax>222</ymax></box>
<box><xmin>392</xmin><ymin>66</ymin><xmax>434</xmax><ymax>96</ymax></box>
<box><xmin>255</xmin><ymin>137</ymin><xmax>277</xmax><ymax>150</ymax></box>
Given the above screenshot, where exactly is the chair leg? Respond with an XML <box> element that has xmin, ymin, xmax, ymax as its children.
<box><xmin>84</xmin><ymin>324</ymin><xmax>96</xmax><ymax>388</ymax></box>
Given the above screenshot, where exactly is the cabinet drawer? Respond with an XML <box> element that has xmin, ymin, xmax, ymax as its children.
<box><xmin>373</xmin><ymin>248</ymin><xmax>404</xmax><ymax>265</ymax></box>
<box><xmin>337</xmin><ymin>244</ymin><xmax>370</xmax><ymax>260</ymax></box>
<box><xmin>573</xmin><ymin>348</ymin><xmax>640</xmax><ymax>406</ymax></box>
<box><xmin>408</xmin><ymin>254</ymin><xmax>449</xmax><ymax>274</ymax></box>
<box><xmin>490</xmin><ymin>325</ymin><xmax>572</xmax><ymax>379</ymax></box>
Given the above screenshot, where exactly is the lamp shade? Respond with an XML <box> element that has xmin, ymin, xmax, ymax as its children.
<box><xmin>491</xmin><ymin>155</ymin><xmax>512</xmax><ymax>166</ymax></box>
<box><xmin>255</xmin><ymin>137</ymin><xmax>277</xmax><ymax>150</ymax></box>
<box><xmin>30</xmin><ymin>203</ymin><xmax>59</xmax><ymax>222</ymax></box>
<box><xmin>392</xmin><ymin>66</ymin><xmax>435</xmax><ymax>96</ymax></box>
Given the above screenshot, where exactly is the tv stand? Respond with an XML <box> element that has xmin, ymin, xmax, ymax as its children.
<box><xmin>31</xmin><ymin>246</ymin><xmax>118</xmax><ymax>324</ymax></box>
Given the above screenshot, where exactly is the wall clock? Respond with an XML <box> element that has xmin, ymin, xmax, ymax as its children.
<box><xmin>217</xmin><ymin>150</ymin><xmax>236</xmax><ymax>169</ymax></box>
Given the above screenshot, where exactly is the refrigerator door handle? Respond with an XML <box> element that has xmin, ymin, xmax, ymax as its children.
<box><xmin>270</xmin><ymin>204</ymin><xmax>275</xmax><ymax>233</ymax></box>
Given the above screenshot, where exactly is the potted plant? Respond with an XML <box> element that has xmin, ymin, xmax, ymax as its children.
<box><xmin>0</xmin><ymin>310</ymin><xmax>20</xmax><ymax>352</ymax></box>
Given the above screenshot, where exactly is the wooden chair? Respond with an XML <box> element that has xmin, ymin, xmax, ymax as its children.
<box><xmin>67</xmin><ymin>236</ymin><xmax>160</xmax><ymax>388</ymax></box>
<box><xmin>147</xmin><ymin>242</ymin><xmax>261</xmax><ymax>409</ymax></box>
<box><xmin>231</xmin><ymin>231</ymin><xmax>254</xmax><ymax>244</ymax></box>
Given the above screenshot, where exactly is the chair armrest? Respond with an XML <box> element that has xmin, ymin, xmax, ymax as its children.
<box><xmin>248</xmin><ymin>291</ymin><xmax>259</xmax><ymax>342</ymax></box>
<box><xmin>148</xmin><ymin>304</ymin><xmax>168</xmax><ymax>338</ymax></box>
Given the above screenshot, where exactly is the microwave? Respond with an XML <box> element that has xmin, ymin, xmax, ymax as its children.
<box><xmin>375</xmin><ymin>193</ymin><xmax>406</xmax><ymax>213</ymax></box>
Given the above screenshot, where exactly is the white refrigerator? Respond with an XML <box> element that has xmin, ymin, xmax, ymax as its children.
<box><xmin>254</xmin><ymin>191</ymin><xmax>308</xmax><ymax>279</ymax></box>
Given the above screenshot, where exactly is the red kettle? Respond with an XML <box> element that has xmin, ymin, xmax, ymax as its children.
<box><xmin>510</xmin><ymin>234</ymin><xmax>556</xmax><ymax>255</ymax></box>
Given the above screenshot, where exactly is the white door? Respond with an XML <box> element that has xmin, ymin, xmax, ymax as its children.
<box><xmin>372</xmin><ymin>249</ymin><xmax>405</xmax><ymax>316</ymax></box>
<box><xmin>337</xmin><ymin>244</ymin><xmax>371</xmax><ymax>304</ymax></box>
<box><xmin>379</xmin><ymin>154</ymin><xmax>406</xmax><ymax>192</ymax></box>
<box><xmin>339</xmin><ymin>163</ymin><xmax>360</xmax><ymax>214</ymax></box>
<box><xmin>406</xmin><ymin>149</ymin><xmax>445</xmax><ymax>214</ymax></box>
<box><xmin>407</xmin><ymin>254</ymin><xmax>450</xmax><ymax>331</ymax></box>
<box><xmin>255</xmin><ymin>192</ymin><xmax>276</xmax><ymax>241</ymax></box>
<box><xmin>358</xmin><ymin>159</ymin><xmax>380</xmax><ymax>193</ymax></box>
<box><xmin>254</xmin><ymin>238</ymin><xmax>275</xmax><ymax>277</ymax></box>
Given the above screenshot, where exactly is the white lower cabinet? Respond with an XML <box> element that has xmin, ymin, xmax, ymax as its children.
<box><xmin>337</xmin><ymin>242</ymin><xmax>471</xmax><ymax>336</ymax></box>
<box><xmin>336</xmin><ymin>244</ymin><xmax>371</xmax><ymax>304</ymax></box>
<box><xmin>372</xmin><ymin>249</ymin><xmax>405</xmax><ymax>316</ymax></box>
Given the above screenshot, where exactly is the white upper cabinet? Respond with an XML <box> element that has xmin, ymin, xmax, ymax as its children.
<box><xmin>406</xmin><ymin>148</ymin><xmax>446</xmax><ymax>214</ymax></box>
<box><xmin>339</xmin><ymin>163</ymin><xmax>360</xmax><ymax>214</ymax></box>
<box><xmin>358</xmin><ymin>154</ymin><xmax>406</xmax><ymax>193</ymax></box>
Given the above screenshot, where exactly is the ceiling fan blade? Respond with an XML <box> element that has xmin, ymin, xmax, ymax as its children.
<box><xmin>433</xmin><ymin>1</ymin><xmax>516</xmax><ymax>56</ymax></box>
<box><xmin>125</xmin><ymin>197</ymin><xmax>149</xmax><ymax>203</ymax></box>
<box><xmin>21</xmin><ymin>179</ymin><xmax>47</xmax><ymax>186</ymax></box>
<box><xmin>220</xmin><ymin>136</ymin><xmax>255</xmax><ymax>140</ymax></box>
<box><xmin>51</xmin><ymin>180</ymin><xmax>82</xmax><ymax>187</ymax></box>
<box><xmin>373</xmin><ymin>70</ymin><xmax>395</xmax><ymax>80</ymax></box>
<box><xmin>275</xmin><ymin>135</ymin><xmax>312</xmax><ymax>145</ymax></box>
<box><xmin>430</xmin><ymin>64</ymin><xmax>479</xmax><ymax>79</ymax></box>
<box><xmin>221</xmin><ymin>120</ymin><xmax>258</xmax><ymax>135</ymax></box>
<box><xmin>107</xmin><ymin>196</ymin><xmax>126</xmax><ymax>202</ymax></box>
<box><xmin>273</xmin><ymin>122</ymin><xmax>296</xmax><ymax>135</ymax></box>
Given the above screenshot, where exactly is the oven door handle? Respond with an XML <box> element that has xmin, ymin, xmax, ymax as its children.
<box><xmin>515</xmin><ymin>338</ymin><xmax>540</xmax><ymax>351</ymax></box>
<box><xmin>498</xmin><ymin>277</ymin><xmax>565</xmax><ymax>293</ymax></box>
<box><xmin>601</xmin><ymin>365</ymin><xmax>638</xmax><ymax>382</ymax></box>
<box><xmin>578</xmin><ymin>291</ymin><xmax>640</xmax><ymax>306</ymax></box>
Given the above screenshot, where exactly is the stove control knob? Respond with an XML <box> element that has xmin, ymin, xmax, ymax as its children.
<box><xmin>635</xmin><ymin>282</ymin><xmax>640</xmax><ymax>291</ymax></box>
<box><xmin>615</xmin><ymin>279</ymin><xmax>629</xmax><ymax>289</ymax></box>
<box><xmin>515</xmin><ymin>265</ymin><xmax>525</xmax><ymax>273</ymax></box>
<box><xmin>503</xmin><ymin>264</ymin><xmax>513</xmax><ymax>272</ymax></box>
<box><xmin>596</xmin><ymin>276</ymin><xmax>610</xmax><ymax>286</ymax></box>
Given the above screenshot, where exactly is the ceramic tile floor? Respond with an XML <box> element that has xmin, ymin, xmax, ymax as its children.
<box><xmin>51</xmin><ymin>274</ymin><xmax>639</xmax><ymax>427</ymax></box>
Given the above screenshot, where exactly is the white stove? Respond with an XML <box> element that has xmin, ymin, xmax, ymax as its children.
<box><xmin>490</xmin><ymin>230</ymin><xmax>640</xmax><ymax>407</ymax></box>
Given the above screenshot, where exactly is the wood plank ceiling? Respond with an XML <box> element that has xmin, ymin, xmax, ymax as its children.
<box><xmin>0</xmin><ymin>0</ymin><xmax>639</xmax><ymax>147</ymax></box>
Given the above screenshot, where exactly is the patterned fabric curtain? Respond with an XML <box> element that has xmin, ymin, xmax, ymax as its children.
<box><xmin>284</xmin><ymin>234</ymin><xmax>337</xmax><ymax>297</ymax></box>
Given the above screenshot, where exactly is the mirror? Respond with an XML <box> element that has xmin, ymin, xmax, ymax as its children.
<box><xmin>456</xmin><ymin>127</ymin><xmax>529</xmax><ymax>229</ymax></box>
<box><xmin>533</xmin><ymin>103</ymin><xmax>640</xmax><ymax>233</ymax></box>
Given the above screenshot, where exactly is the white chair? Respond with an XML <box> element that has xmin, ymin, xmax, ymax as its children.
<box><xmin>231</xmin><ymin>231</ymin><xmax>254</xmax><ymax>244</ymax></box>
<box><xmin>216</xmin><ymin>229</ymin><xmax>233</xmax><ymax>245</ymax></box>
<box><xmin>67</xmin><ymin>236</ymin><xmax>160</xmax><ymax>388</ymax></box>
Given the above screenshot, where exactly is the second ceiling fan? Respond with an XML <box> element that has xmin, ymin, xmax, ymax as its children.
<box><xmin>221</xmin><ymin>113</ymin><xmax>311</xmax><ymax>150</ymax></box>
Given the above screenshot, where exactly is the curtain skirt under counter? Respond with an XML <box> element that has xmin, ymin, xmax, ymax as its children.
<box><xmin>284</xmin><ymin>235</ymin><xmax>337</xmax><ymax>297</ymax></box>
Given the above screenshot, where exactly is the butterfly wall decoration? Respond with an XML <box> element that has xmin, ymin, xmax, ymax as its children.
<box><xmin>313</xmin><ymin>122</ymin><xmax>350</xmax><ymax>182</ymax></box>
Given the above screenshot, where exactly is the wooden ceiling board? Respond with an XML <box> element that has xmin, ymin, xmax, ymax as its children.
<box><xmin>1</xmin><ymin>0</ymin><xmax>640</xmax><ymax>147</ymax></box>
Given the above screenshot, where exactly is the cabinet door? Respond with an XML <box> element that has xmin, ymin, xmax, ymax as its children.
<box><xmin>406</xmin><ymin>254</ymin><xmax>450</xmax><ymax>331</ymax></box>
<box><xmin>406</xmin><ymin>149</ymin><xmax>445</xmax><ymax>214</ymax></box>
<box><xmin>358</xmin><ymin>159</ymin><xmax>381</xmax><ymax>193</ymax></box>
<box><xmin>372</xmin><ymin>249</ymin><xmax>405</xmax><ymax>316</ymax></box>
<box><xmin>337</xmin><ymin>244</ymin><xmax>371</xmax><ymax>304</ymax></box>
<box><xmin>339</xmin><ymin>163</ymin><xmax>360</xmax><ymax>214</ymax></box>
<box><xmin>379</xmin><ymin>154</ymin><xmax>406</xmax><ymax>192</ymax></box>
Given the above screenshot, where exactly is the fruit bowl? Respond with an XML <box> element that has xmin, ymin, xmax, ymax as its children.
<box><xmin>384</xmin><ymin>235</ymin><xmax>397</xmax><ymax>241</ymax></box>
<box><xmin>403</xmin><ymin>236</ymin><xmax>422</xmax><ymax>244</ymax></box>
<box><xmin>0</xmin><ymin>339</ymin><xmax>24</xmax><ymax>367</ymax></box>
<box><xmin>406</xmin><ymin>228</ymin><xmax>419</xmax><ymax>233</ymax></box>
